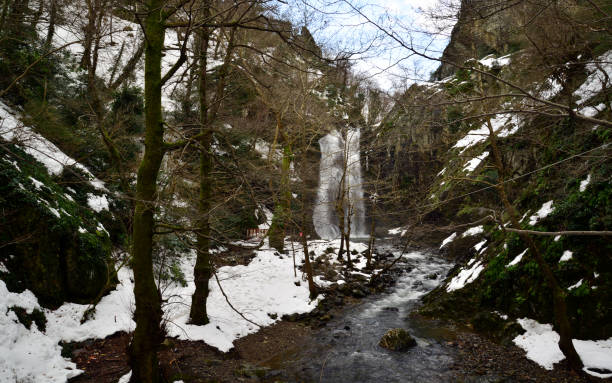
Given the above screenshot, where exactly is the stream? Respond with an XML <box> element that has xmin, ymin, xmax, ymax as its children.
<box><xmin>266</xmin><ymin>244</ymin><xmax>459</xmax><ymax>382</ymax></box>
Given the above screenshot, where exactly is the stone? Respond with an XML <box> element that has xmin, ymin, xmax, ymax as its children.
<box><xmin>379</xmin><ymin>328</ymin><xmax>417</xmax><ymax>351</ymax></box>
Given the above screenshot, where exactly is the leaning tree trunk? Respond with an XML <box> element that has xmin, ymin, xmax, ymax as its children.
<box><xmin>128</xmin><ymin>1</ymin><xmax>165</xmax><ymax>381</ymax></box>
<box><xmin>485</xmin><ymin>119</ymin><xmax>583</xmax><ymax>371</ymax></box>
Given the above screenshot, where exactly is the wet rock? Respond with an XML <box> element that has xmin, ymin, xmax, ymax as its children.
<box><xmin>379</xmin><ymin>328</ymin><xmax>417</xmax><ymax>351</ymax></box>
<box><xmin>426</xmin><ymin>273</ymin><xmax>438</xmax><ymax>280</ymax></box>
<box><xmin>324</xmin><ymin>269</ymin><xmax>338</xmax><ymax>281</ymax></box>
<box><xmin>267</xmin><ymin>313</ymin><xmax>278</xmax><ymax>320</ymax></box>
<box><xmin>294</xmin><ymin>281</ymin><xmax>301</xmax><ymax>286</ymax></box>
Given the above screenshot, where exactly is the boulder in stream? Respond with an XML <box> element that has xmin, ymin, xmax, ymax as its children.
<box><xmin>379</xmin><ymin>328</ymin><xmax>417</xmax><ymax>351</ymax></box>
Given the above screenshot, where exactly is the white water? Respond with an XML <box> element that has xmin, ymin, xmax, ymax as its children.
<box><xmin>313</xmin><ymin>128</ymin><xmax>367</xmax><ymax>240</ymax></box>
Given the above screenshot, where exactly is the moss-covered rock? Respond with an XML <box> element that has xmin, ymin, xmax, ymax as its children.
<box><xmin>0</xmin><ymin>143</ymin><xmax>115</xmax><ymax>307</ymax></box>
<box><xmin>379</xmin><ymin>328</ymin><xmax>417</xmax><ymax>351</ymax></box>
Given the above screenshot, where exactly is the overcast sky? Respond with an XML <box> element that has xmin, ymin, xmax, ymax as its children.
<box><xmin>279</xmin><ymin>0</ymin><xmax>458</xmax><ymax>90</ymax></box>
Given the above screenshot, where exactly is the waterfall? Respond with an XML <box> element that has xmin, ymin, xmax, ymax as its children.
<box><xmin>346</xmin><ymin>128</ymin><xmax>367</xmax><ymax>237</ymax></box>
<box><xmin>313</xmin><ymin>128</ymin><xmax>367</xmax><ymax>240</ymax></box>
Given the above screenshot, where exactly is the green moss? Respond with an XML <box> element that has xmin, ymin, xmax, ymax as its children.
<box><xmin>0</xmin><ymin>143</ymin><xmax>115</xmax><ymax>307</ymax></box>
<box><xmin>9</xmin><ymin>306</ymin><xmax>47</xmax><ymax>331</ymax></box>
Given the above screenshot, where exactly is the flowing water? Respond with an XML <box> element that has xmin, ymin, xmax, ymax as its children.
<box><xmin>267</xmin><ymin>245</ymin><xmax>458</xmax><ymax>382</ymax></box>
<box><xmin>313</xmin><ymin>129</ymin><xmax>367</xmax><ymax>240</ymax></box>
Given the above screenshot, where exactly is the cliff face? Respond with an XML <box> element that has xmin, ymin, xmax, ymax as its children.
<box><xmin>433</xmin><ymin>0</ymin><xmax>522</xmax><ymax>79</ymax></box>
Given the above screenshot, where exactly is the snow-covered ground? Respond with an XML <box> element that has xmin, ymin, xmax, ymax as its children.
<box><xmin>514</xmin><ymin>318</ymin><xmax>612</xmax><ymax>378</ymax></box>
<box><xmin>0</xmin><ymin>237</ymin><xmax>373</xmax><ymax>382</ymax></box>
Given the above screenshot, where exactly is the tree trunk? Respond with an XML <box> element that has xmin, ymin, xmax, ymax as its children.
<box><xmin>0</xmin><ymin>0</ymin><xmax>12</xmax><ymax>34</ymax></box>
<box><xmin>128</xmin><ymin>1</ymin><xmax>165</xmax><ymax>381</ymax></box>
<box><xmin>345</xmin><ymin>209</ymin><xmax>352</xmax><ymax>267</ymax></box>
<box><xmin>43</xmin><ymin>0</ymin><xmax>57</xmax><ymax>51</ymax></box>
<box><xmin>300</xmin><ymin>220</ymin><xmax>317</xmax><ymax>299</ymax></box>
<box><xmin>337</xmin><ymin>227</ymin><xmax>344</xmax><ymax>261</ymax></box>
<box><xmin>190</xmin><ymin>23</ymin><xmax>236</xmax><ymax>324</ymax></box>
<box><xmin>190</xmin><ymin>24</ymin><xmax>212</xmax><ymax>325</ymax></box>
<box><xmin>270</xmin><ymin>137</ymin><xmax>292</xmax><ymax>252</ymax></box>
<box><xmin>367</xmin><ymin>216</ymin><xmax>375</xmax><ymax>269</ymax></box>
<box><xmin>81</xmin><ymin>0</ymin><xmax>97</xmax><ymax>69</ymax></box>
<box><xmin>485</xmin><ymin>119</ymin><xmax>583</xmax><ymax>371</ymax></box>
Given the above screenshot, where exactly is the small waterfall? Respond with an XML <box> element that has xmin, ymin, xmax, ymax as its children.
<box><xmin>313</xmin><ymin>128</ymin><xmax>367</xmax><ymax>240</ymax></box>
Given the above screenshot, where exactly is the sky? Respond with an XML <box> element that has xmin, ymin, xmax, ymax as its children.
<box><xmin>279</xmin><ymin>0</ymin><xmax>458</xmax><ymax>90</ymax></box>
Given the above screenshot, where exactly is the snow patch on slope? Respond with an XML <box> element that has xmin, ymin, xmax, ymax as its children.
<box><xmin>0</xmin><ymin>102</ymin><xmax>105</xmax><ymax>190</ymax></box>
<box><xmin>514</xmin><ymin>318</ymin><xmax>612</xmax><ymax>378</ymax></box>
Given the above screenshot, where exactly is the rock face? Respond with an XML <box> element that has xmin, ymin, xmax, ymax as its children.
<box><xmin>0</xmin><ymin>144</ymin><xmax>114</xmax><ymax>308</ymax></box>
<box><xmin>379</xmin><ymin>328</ymin><xmax>417</xmax><ymax>351</ymax></box>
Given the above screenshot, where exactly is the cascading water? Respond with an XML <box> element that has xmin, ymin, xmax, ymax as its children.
<box><xmin>313</xmin><ymin>128</ymin><xmax>367</xmax><ymax>240</ymax></box>
<box><xmin>345</xmin><ymin>128</ymin><xmax>366</xmax><ymax>237</ymax></box>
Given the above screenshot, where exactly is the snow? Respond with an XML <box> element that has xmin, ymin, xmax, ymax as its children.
<box><xmin>28</xmin><ymin>176</ymin><xmax>44</xmax><ymax>190</ymax></box>
<box><xmin>538</xmin><ymin>78</ymin><xmax>563</xmax><ymax>100</ymax></box>
<box><xmin>255</xmin><ymin>205</ymin><xmax>273</xmax><ymax>230</ymax></box>
<box><xmin>513</xmin><ymin>319</ymin><xmax>565</xmax><ymax>370</ymax></box>
<box><xmin>529</xmin><ymin>200</ymin><xmax>554</xmax><ymax>225</ymax></box>
<box><xmin>559</xmin><ymin>250</ymin><xmax>573</xmax><ymax>262</ymax></box>
<box><xmin>47</xmin><ymin>206</ymin><xmax>61</xmax><ymax>219</ymax></box>
<box><xmin>163</xmin><ymin>242</ymin><xmax>324</xmax><ymax>352</ymax></box>
<box><xmin>568</xmin><ymin>279</ymin><xmax>583</xmax><ymax>290</ymax></box>
<box><xmin>87</xmin><ymin>193</ymin><xmax>110</xmax><ymax>212</ymax></box>
<box><xmin>514</xmin><ymin>318</ymin><xmax>612</xmax><ymax>378</ymax></box>
<box><xmin>0</xmin><ymin>280</ymin><xmax>81</xmax><ymax>382</ymax></box>
<box><xmin>437</xmin><ymin>167</ymin><xmax>446</xmax><ymax>176</ymax></box>
<box><xmin>118</xmin><ymin>371</ymin><xmax>132</xmax><ymax>383</ymax></box>
<box><xmin>440</xmin><ymin>232</ymin><xmax>457</xmax><ymax>248</ymax></box>
<box><xmin>96</xmin><ymin>222</ymin><xmax>109</xmax><ymax>237</ymax></box>
<box><xmin>554</xmin><ymin>235</ymin><xmax>561</xmax><ymax>242</ymax></box>
<box><xmin>493</xmin><ymin>311</ymin><xmax>509</xmax><ymax>320</ymax></box>
<box><xmin>473</xmin><ymin>240</ymin><xmax>487</xmax><ymax>252</ymax></box>
<box><xmin>573</xmin><ymin>51</ymin><xmax>612</xmax><ymax>107</ymax></box>
<box><xmin>578</xmin><ymin>103</ymin><xmax>606</xmax><ymax>118</ymax></box>
<box><xmin>453</xmin><ymin>114</ymin><xmax>520</xmax><ymax>154</ymax></box>
<box><xmin>388</xmin><ymin>227</ymin><xmax>407</xmax><ymax>236</ymax></box>
<box><xmin>0</xmin><ymin>102</ymin><xmax>105</xmax><ymax>190</ymax></box>
<box><xmin>43</xmin><ymin>4</ymin><xmax>190</xmax><ymax>109</ymax></box>
<box><xmin>580</xmin><ymin>174</ymin><xmax>591</xmax><ymax>192</ymax></box>
<box><xmin>462</xmin><ymin>225</ymin><xmax>484</xmax><ymax>237</ymax></box>
<box><xmin>507</xmin><ymin>249</ymin><xmax>527</xmax><ymax>267</ymax></box>
<box><xmin>479</xmin><ymin>54</ymin><xmax>511</xmax><ymax>68</ymax></box>
<box><xmin>446</xmin><ymin>261</ymin><xmax>485</xmax><ymax>292</ymax></box>
<box><xmin>463</xmin><ymin>151</ymin><xmax>489</xmax><ymax>173</ymax></box>
<box><xmin>254</xmin><ymin>139</ymin><xmax>281</xmax><ymax>160</ymax></box>
<box><xmin>0</xmin><ymin>237</ymin><xmax>339</xmax><ymax>381</ymax></box>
